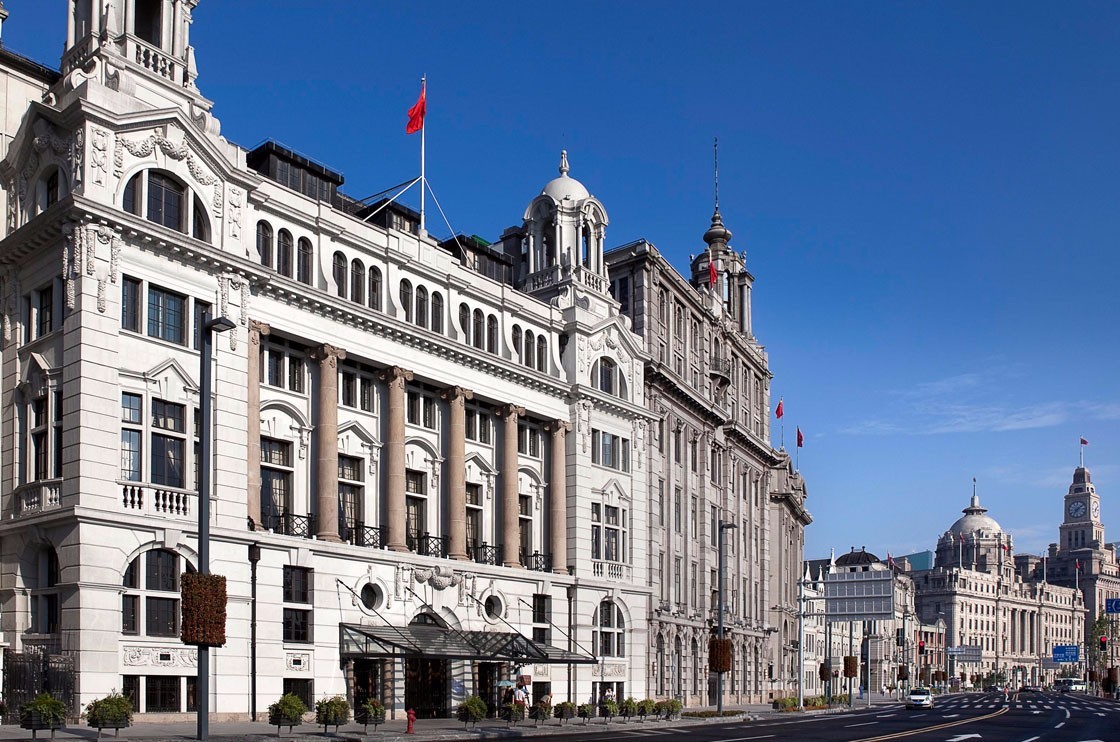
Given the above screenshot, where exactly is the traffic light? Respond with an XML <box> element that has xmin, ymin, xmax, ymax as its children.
<box><xmin>1101</xmin><ymin>635</ymin><xmax>1108</xmax><ymax>653</ymax></box>
<box><xmin>919</xmin><ymin>640</ymin><xmax>926</xmax><ymax>655</ymax></box>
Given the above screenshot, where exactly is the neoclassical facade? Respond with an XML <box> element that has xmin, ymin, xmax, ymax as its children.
<box><xmin>912</xmin><ymin>494</ymin><xmax>1086</xmax><ymax>687</ymax></box>
<box><xmin>0</xmin><ymin>0</ymin><xmax>800</xmax><ymax>721</ymax></box>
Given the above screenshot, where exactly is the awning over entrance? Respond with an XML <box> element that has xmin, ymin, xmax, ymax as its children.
<box><xmin>339</xmin><ymin>623</ymin><xmax>596</xmax><ymax>664</ymax></box>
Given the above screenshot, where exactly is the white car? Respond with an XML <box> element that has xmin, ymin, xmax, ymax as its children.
<box><xmin>906</xmin><ymin>687</ymin><xmax>934</xmax><ymax>709</ymax></box>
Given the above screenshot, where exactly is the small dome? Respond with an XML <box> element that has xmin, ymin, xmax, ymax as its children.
<box><xmin>835</xmin><ymin>547</ymin><xmax>880</xmax><ymax>567</ymax></box>
<box><xmin>541</xmin><ymin>150</ymin><xmax>590</xmax><ymax>203</ymax></box>
<box><xmin>946</xmin><ymin>494</ymin><xmax>1002</xmax><ymax>538</ymax></box>
<box><xmin>703</xmin><ymin>208</ymin><xmax>732</xmax><ymax>245</ymax></box>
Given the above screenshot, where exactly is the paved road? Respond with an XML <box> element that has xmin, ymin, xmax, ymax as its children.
<box><xmin>540</xmin><ymin>692</ymin><xmax>1120</xmax><ymax>741</ymax></box>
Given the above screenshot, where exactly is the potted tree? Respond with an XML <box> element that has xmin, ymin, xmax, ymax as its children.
<box><xmin>529</xmin><ymin>698</ymin><xmax>551</xmax><ymax>725</ymax></box>
<box><xmin>314</xmin><ymin>695</ymin><xmax>350</xmax><ymax>733</ymax></box>
<box><xmin>577</xmin><ymin>703</ymin><xmax>595</xmax><ymax>723</ymax></box>
<box><xmin>20</xmin><ymin>692</ymin><xmax>67</xmax><ymax>739</ymax></box>
<box><xmin>267</xmin><ymin>693</ymin><xmax>307</xmax><ymax>735</ymax></box>
<box><xmin>619</xmin><ymin>697</ymin><xmax>638</xmax><ymax>721</ymax></box>
<box><xmin>553</xmin><ymin>700</ymin><xmax>576</xmax><ymax>724</ymax></box>
<box><xmin>599</xmin><ymin>698</ymin><xmax>619</xmax><ymax>722</ymax></box>
<box><xmin>456</xmin><ymin>695</ymin><xmax>487</xmax><ymax>729</ymax></box>
<box><xmin>637</xmin><ymin>698</ymin><xmax>657</xmax><ymax>721</ymax></box>
<box><xmin>355</xmin><ymin>698</ymin><xmax>385</xmax><ymax>732</ymax></box>
<box><xmin>504</xmin><ymin>700</ymin><xmax>525</xmax><ymax>725</ymax></box>
<box><xmin>85</xmin><ymin>691</ymin><xmax>133</xmax><ymax>739</ymax></box>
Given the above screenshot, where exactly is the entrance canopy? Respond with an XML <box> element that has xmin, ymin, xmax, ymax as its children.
<box><xmin>340</xmin><ymin>623</ymin><xmax>596</xmax><ymax>664</ymax></box>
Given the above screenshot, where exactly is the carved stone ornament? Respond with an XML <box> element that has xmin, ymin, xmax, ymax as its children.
<box><xmin>122</xmin><ymin>646</ymin><xmax>197</xmax><ymax>667</ymax></box>
<box><xmin>72</xmin><ymin>128</ymin><xmax>84</xmax><ymax>187</ymax></box>
<box><xmin>91</xmin><ymin>128</ymin><xmax>109</xmax><ymax>186</ymax></box>
<box><xmin>228</xmin><ymin>186</ymin><xmax>243</xmax><ymax>241</ymax></box>
<box><xmin>413</xmin><ymin>565</ymin><xmax>462</xmax><ymax>591</ymax></box>
<box><xmin>285</xmin><ymin>652</ymin><xmax>311</xmax><ymax>672</ymax></box>
<box><xmin>119</xmin><ymin>127</ymin><xmax>217</xmax><ymax>186</ymax></box>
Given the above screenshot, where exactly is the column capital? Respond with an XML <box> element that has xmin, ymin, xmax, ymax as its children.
<box><xmin>441</xmin><ymin>386</ymin><xmax>474</xmax><ymax>403</ymax></box>
<box><xmin>379</xmin><ymin>365</ymin><xmax>414</xmax><ymax>388</ymax></box>
<box><xmin>496</xmin><ymin>403</ymin><xmax>526</xmax><ymax>420</ymax></box>
<box><xmin>546</xmin><ymin>419</ymin><xmax>572</xmax><ymax>435</ymax></box>
<box><xmin>311</xmin><ymin>343</ymin><xmax>346</xmax><ymax>367</ymax></box>
<box><xmin>249</xmin><ymin>319</ymin><xmax>271</xmax><ymax>338</ymax></box>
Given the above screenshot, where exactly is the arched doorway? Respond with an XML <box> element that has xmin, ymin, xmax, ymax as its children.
<box><xmin>405</xmin><ymin>613</ymin><xmax>449</xmax><ymax>718</ymax></box>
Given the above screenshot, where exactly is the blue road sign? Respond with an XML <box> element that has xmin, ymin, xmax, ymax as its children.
<box><xmin>1052</xmin><ymin>645</ymin><xmax>1080</xmax><ymax>663</ymax></box>
<box><xmin>1106</xmin><ymin>597</ymin><xmax>1120</xmax><ymax>614</ymax></box>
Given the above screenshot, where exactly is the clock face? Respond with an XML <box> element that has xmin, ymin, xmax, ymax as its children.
<box><xmin>1091</xmin><ymin>501</ymin><xmax>1100</xmax><ymax>519</ymax></box>
<box><xmin>1068</xmin><ymin>501</ymin><xmax>1086</xmax><ymax>518</ymax></box>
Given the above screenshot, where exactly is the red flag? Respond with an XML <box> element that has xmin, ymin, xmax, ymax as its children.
<box><xmin>959</xmin><ymin>533</ymin><xmax>965</xmax><ymax>543</ymax></box>
<box><xmin>775</xmin><ymin>399</ymin><xmax>784</xmax><ymax>419</ymax></box>
<box><xmin>1080</xmin><ymin>437</ymin><xmax>1089</xmax><ymax>446</ymax></box>
<box><xmin>709</xmin><ymin>248</ymin><xmax>718</xmax><ymax>286</ymax></box>
<box><xmin>887</xmin><ymin>552</ymin><xmax>895</xmax><ymax>568</ymax></box>
<box><xmin>1075</xmin><ymin>560</ymin><xmax>1081</xmax><ymax>571</ymax></box>
<box><xmin>796</xmin><ymin>427</ymin><xmax>804</xmax><ymax>448</ymax></box>
<box><xmin>1000</xmin><ymin>543</ymin><xmax>1009</xmax><ymax>551</ymax></box>
<box><xmin>406</xmin><ymin>81</ymin><xmax>426</xmax><ymax>134</ymax></box>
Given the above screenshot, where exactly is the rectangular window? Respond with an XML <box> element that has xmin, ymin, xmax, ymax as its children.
<box><xmin>658</xmin><ymin>479</ymin><xmax>665</xmax><ymax>526</ymax></box>
<box><xmin>674</xmin><ymin>558</ymin><xmax>682</xmax><ymax>603</ymax></box>
<box><xmin>147</xmin><ymin>287</ymin><xmax>186</xmax><ymax>344</ymax></box>
<box><xmin>406</xmin><ymin>391</ymin><xmax>437</xmax><ymax>429</ymax></box>
<box><xmin>283</xmin><ymin>566</ymin><xmax>311</xmax><ymax>603</ymax></box>
<box><xmin>123</xmin><ymin>595</ymin><xmax>138</xmax><ymax>634</ymax></box>
<box><xmin>341</xmin><ymin>371</ymin><xmax>356</xmax><ymax>407</ymax></box>
<box><xmin>283</xmin><ymin>608</ymin><xmax>311</xmax><ymax>643</ymax></box>
<box><xmin>151</xmin><ymin>432</ymin><xmax>184</xmax><ymax>487</ymax></box>
<box><xmin>591</xmin><ymin>429</ymin><xmax>630</xmax><ymax>472</ymax></box>
<box><xmin>283</xmin><ymin>679</ymin><xmax>313</xmax><ymax>709</ymax></box>
<box><xmin>145</xmin><ymin>676</ymin><xmax>181</xmax><ymax>714</ymax></box>
<box><xmin>690</xmin><ymin>497</ymin><xmax>698</xmax><ymax>540</ymax></box>
<box><xmin>146</xmin><ymin>596</ymin><xmax>179</xmax><ymax>636</ymax></box>
<box><xmin>193</xmin><ymin>301</ymin><xmax>211</xmax><ymax>351</ymax></box>
<box><xmin>360</xmin><ymin>378</ymin><xmax>374</xmax><ymax>412</ymax></box>
<box><xmin>711</xmin><ymin>505</ymin><xmax>718</xmax><ymax>547</ymax></box>
<box><xmin>36</xmin><ymin>285</ymin><xmax>54</xmax><ymax>338</ymax></box>
<box><xmin>591</xmin><ymin>503</ymin><xmax>601</xmax><ymax>560</ymax></box>
<box><xmin>673</xmin><ymin>488</ymin><xmax>682</xmax><ymax>534</ymax></box>
<box><xmin>122</xmin><ymin>277</ymin><xmax>142</xmax><ymax>332</ymax></box>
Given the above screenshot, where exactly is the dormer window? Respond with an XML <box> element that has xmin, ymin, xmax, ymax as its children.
<box><xmin>122</xmin><ymin>170</ymin><xmax>210</xmax><ymax>243</ymax></box>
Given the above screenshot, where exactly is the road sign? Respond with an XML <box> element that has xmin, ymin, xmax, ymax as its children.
<box><xmin>1042</xmin><ymin>658</ymin><xmax>1060</xmax><ymax>670</ymax></box>
<box><xmin>1106</xmin><ymin>598</ymin><xmax>1120</xmax><ymax>614</ymax></box>
<box><xmin>1052</xmin><ymin>645</ymin><xmax>1080</xmax><ymax>663</ymax></box>
<box><xmin>947</xmin><ymin>645</ymin><xmax>982</xmax><ymax>663</ymax></box>
<box><xmin>824</xmin><ymin>570</ymin><xmax>895</xmax><ymax>623</ymax></box>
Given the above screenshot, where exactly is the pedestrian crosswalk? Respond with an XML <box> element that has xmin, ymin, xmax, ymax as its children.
<box><xmin>899</xmin><ymin>694</ymin><xmax>1119</xmax><ymax>716</ymax></box>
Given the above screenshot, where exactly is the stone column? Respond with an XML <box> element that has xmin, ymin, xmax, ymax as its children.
<box><xmin>442</xmin><ymin>386</ymin><xmax>473</xmax><ymax>561</ymax></box>
<box><xmin>381</xmin><ymin>366</ymin><xmax>414</xmax><ymax>552</ymax></box>
<box><xmin>246</xmin><ymin>320</ymin><xmax>270</xmax><ymax>529</ymax></box>
<box><xmin>547</xmin><ymin>419</ymin><xmax>571</xmax><ymax>574</ymax></box>
<box><xmin>499</xmin><ymin>404</ymin><xmax>525</xmax><ymax>568</ymax></box>
<box><xmin>312</xmin><ymin>343</ymin><xmax>345</xmax><ymax>542</ymax></box>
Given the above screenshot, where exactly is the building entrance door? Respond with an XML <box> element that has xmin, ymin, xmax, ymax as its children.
<box><xmin>352</xmin><ymin>658</ymin><xmax>383</xmax><ymax>706</ymax></box>
<box><xmin>405</xmin><ymin>657</ymin><xmax>448</xmax><ymax>718</ymax></box>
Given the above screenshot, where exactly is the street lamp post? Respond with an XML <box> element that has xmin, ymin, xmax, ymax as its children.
<box><xmin>717</xmin><ymin>520</ymin><xmax>738</xmax><ymax>714</ymax></box>
<box><xmin>197</xmin><ymin>314</ymin><xmax>235</xmax><ymax>741</ymax></box>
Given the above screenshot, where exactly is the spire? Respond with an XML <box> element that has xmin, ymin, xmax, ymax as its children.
<box><xmin>704</xmin><ymin>137</ymin><xmax>732</xmax><ymax>246</ymax></box>
<box><xmin>558</xmin><ymin>150</ymin><xmax>569</xmax><ymax>176</ymax></box>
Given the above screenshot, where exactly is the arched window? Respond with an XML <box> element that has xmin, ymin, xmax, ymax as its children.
<box><xmin>192</xmin><ymin>195</ymin><xmax>211</xmax><ymax>243</ymax></box>
<box><xmin>400</xmin><ymin>280</ymin><xmax>413</xmax><ymax>322</ymax></box>
<box><xmin>276</xmin><ymin>230</ymin><xmax>293</xmax><ymax>277</ymax></box>
<box><xmin>297</xmin><ymin>238</ymin><xmax>313</xmax><ymax>284</ymax></box>
<box><xmin>596</xmin><ymin>358</ymin><xmax>617</xmax><ymax>395</ymax></box>
<box><xmin>593</xmin><ymin>600</ymin><xmax>625</xmax><ymax>657</ymax></box>
<box><xmin>472</xmin><ymin>309</ymin><xmax>484</xmax><ymax>350</ymax></box>
<box><xmin>430</xmin><ymin>292</ymin><xmax>444</xmax><ymax>334</ymax></box>
<box><xmin>133</xmin><ymin>0</ymin><xmax>163</xmax><ymax>48</ymax></box>
<box><xmin>121</xmin><ymin>549</ymin><xmax>194</xmax><ymax>638</ymax></box>
<box><xmin>524</xmin><ymin>330</ymin><xmax>535</xmax><ymax>369</ymax></box>
<box><xmin>415</xmin><ymin>286</ymin><xmax>428</xmax><ymax>328</ymax></box>
<box><xmin>536</xmin><ymin>336</ymin><xmax>547</xmax><ymax>372</ymax></box>
<box><xmin>34</xmin><ymin>166</ymin><xmax>65</xmax><ymax>215</ymax></box>
<box><xmin>256</xmin><ymin>222</ymin><xmax>273</xmax><ymax>268</ymax></box>
<box><xmin>350</xmin><ymin>259</ymin><xmax>365</xmax><ymax>304</ymax></box>
<box><xmin>368</xmin><ymin>267</ymin><xmax>382</xmax><ymax>311</ymax></box>
<box><xmin>148</xmin><ymin>172</ymin><xmax>184</xmax><ymax>231</ymax></box>
<box><xmin>332</xmin><ymin>253</ymin><xmax>347</xmax><ymax>298</ymax></box>
<box><xmin>459</xmin><ymin>305</ymin><xmax>471</xmax><ymax>344</ymax></box>
<box><xmin>512</xmin><ymin>326</ymin><xmax>522</xmax><ymax>360</ymax></box>
<box><xmin>486</xmin><ymin>314</ymin><xmax>498</xmax><ymax>354</ymax></box>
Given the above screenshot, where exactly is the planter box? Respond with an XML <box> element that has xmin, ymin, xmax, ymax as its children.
<box><xmin>355</xmin><ymin>708</ymin><xmax>385</xmax><ymax>730</ymax></box>
<box><xmin>20</xmin><ymin>711</ymin><xmax>64</xmax><ymax>740</ymax></box>
<box><xmin>267</xmin><ymin>710</ymin><xmax>303</xmax><ymax>735</ymax></box>
<box><xmin>89</xmin><ymin>719</ymin><xmax>130</xmax><ymax>739</ymax></box>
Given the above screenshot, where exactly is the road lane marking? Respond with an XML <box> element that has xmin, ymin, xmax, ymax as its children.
<box><xmin>1022</xmin><ymin>737</ymin><xmax>1040</xmax><ymax>741</ymax></box>
<box><xmin>846</xmin><ymin>722</ymin><xmax>879</xmax><ymax>727</ymax></box>
<box><xmin>1055</xmin><ymin>722</ymin><xmax>1064</xmax><ymax>728</ymax></box>
<box><xmin>852</xmin><ymin>705</ymin><xmax>1009</xmax><ymax>742</ymax></box>
<box><xmin>714</xmin><ymin>736</ymin><xmax>774</xmax><ymax>741</ymax></box>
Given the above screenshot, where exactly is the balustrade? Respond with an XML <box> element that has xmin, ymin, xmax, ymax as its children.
<box><xmin>520</xmin><ymin>551</ymin><xmax>553</xmax><ymax>572</ymax></box>
<box><xmin>407</xmin><ymin>532</ymin><xmax>448</xmax><ymax>558</ymax></box>
<box><xmin>471</xmin><ymin>543</ymin><xmax>502</xmax><ymax>565</ymax></box>
<box><xmin>591</xmin><ymin>560</ymin><xmax>632</xmax><ymax>581</ymax></box>
<box><xmin>120</xmin><ymin>483</ymin><xmax>195</xmax><ymax>521</ymax></box>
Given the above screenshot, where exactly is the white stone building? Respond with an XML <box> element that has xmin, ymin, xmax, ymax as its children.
<box><xmin>0</xmin><ymin>0</ymin><xmax>803</xmax><ymax>722</ymax></box>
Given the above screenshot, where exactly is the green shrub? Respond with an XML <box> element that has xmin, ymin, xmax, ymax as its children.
<box><xmin>620</xmin><ymin>697</ymin><xmax>638</xmax><ymax>717</ymax></box>
<box><xmin>457</xmin><ymin>695</ymin><xmax>487</xmax><ymax>726</ymax></box>
<box><xmin>600</xmin><ymin>699</ymin><xmax>619</xmax><ymax>718</ymax></box>
<box><xmin>20</xmin><ymin>693</ymin><xmax>67</xmax><ymax>727</ymax></box>
<box><xmin>637</xmin><ymin>698</ymin><xmax>657</xmax><ymax>717</ymax></box>
<box><xmin>577</xmin><ymin>703</ymin><xmax>595</xmax><ymax>720</ymax></box>
<box><xmin>553</xmin><ymin>701</ymin><xmax>576</xmax><ymax>719</ymax></box>
<box><xmin>85</xmin><ymin>691</ymin><xmax>133</xmax><ymax>727</ymax></box>
<box><xmin>314</xmin><ymin>695</ymin><xmax>349</xmax><ymax>730</ymax></box>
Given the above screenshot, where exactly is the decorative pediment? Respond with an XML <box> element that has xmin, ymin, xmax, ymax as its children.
<box><xmin>594</xmin><ymin>478</ymin><xmax>631</xmax><ymax>504</ymax></box>
<box><xmin>143</xmin><ymin>357</ymin><xmax>197</xmax><ymax>402</ymax></box>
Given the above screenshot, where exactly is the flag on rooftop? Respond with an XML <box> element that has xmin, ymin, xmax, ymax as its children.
<box><xmin>775</xmin><ymin>398</ymin><xmax>784</xmax><ymax>419</ymax></box>
<box><xmin>406</xmin><ymin>80</ymin><xmax>426</xmax><ymax>134</ymax></box>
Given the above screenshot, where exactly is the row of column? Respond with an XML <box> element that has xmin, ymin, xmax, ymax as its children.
<box><xmin>1008</xmin><ymin>607</ymin><xmax>1039</xmax><ymax>654</ymax></box>
<box><xmin>246</xmin><ymin>322</ymin><xmax>568</xmax><ymax>573</ymax></box>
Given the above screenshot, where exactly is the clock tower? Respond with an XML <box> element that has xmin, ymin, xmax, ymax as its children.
<box><xmin>1059</xmin><ymin>467</ymin><xmax>1104</xmax><ymax>551</ymax></box>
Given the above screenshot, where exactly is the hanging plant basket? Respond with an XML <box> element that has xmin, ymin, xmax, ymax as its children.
<box><xmin>181</xmin><ymin>573</ymin><xmax>228</xmax><ymax>647</ymax></box>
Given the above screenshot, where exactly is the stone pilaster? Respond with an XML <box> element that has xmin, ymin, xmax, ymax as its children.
<box><xmin>246</xmin><ymin>320</ymin><xmax>270</xmax><ymax>529</ymax></box>
<box><xmin>381</xmin><ymin>366</ymin><xmax>414</xmax><ymax>552</ymax></box>
<box><xmin>499</xmin><ymin>404</ymin><xmax>526</xmax><ymax>568</ymax></box>
<box><xmin>442</xmin><ymin>386</ymin><xmax>473</xmax><ymax>561</ymax></box>
<box><xmin>312</xmin><ymin>343</ymin><xmax>345</xmax><ymax>542</ymax></box>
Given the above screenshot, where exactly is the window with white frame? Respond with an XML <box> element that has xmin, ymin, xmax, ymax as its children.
<box><xmin>465</xmin><ymin>404</ymin><xmax>491</xmax><ymax>443</ymax></box>
<box><xmin>260</xmin><ymin>437</ymin><xmax>292</xmax><ymax>526</ymax></box>
<box><xmin>519</xmin><ymin>493</ymin><xmax>533</xmax><ymax>557</ymax></box>
<box><xmin>593</xmin><ymin>600</ymin><xmax>625</xmax><ymax>657</ymax></box>
<box><xmin>28</xmin><ymin>546</ymin><xmax>60</xmax><ymax>634</ymax></box>
<box><xmin>120</xmin><ymin>276</ymin><xmax>212</xmax><ymax>349</ymax></box>
<box><xmin>23</xmin><ymin>282</ymin><xmax>58</xmax><ymax>342</ymax></box>
<box><xmin>405</xmin><ymin>470</ymin><xmax>427</xmax><ymax>548</ymax></box>
<box><xmin>590</xmin><ymin>502</ymin><xmax>628</xmax><ymax>563</ymax></box>
<box><xmin>466</xmin><ymin>483</ymin><xmax>483</xmax><ymax>552</ymax></box>
<box><xmin>590</xmin><ymin>429</ymin><xmax>629</xmax><ymax>472</ymax></box>
<box><xmin>122</xmin><ymin>549</ymin><xmax>192</xmax><ymax>638</ymax></box>
<box><xmin>517</xmin><ymin>422</ymin><xmax>542</xmax><ymax>458</ymax></box>
<box><xmin>122</xmin><ymin>170</ymin><xmax>209</xmax><ymax>242</ymax></box>
<box><xmin>339</xmin><ymin>363</ymin><xmax>376</xmax><ymax>412</ymax></box>
<box><xmin>282</xmin><ymin>566</ymin><xmax>312</xmax><ymax>643</ymax></box>
<box><xmin>260</xmin><ymin>338</ymin><xmax>306</xmax><ymax>393</ymax></box>
<box><xmin>338</xmin><ymin>454</ymin><xmax>364</xmax><ymax>542</ymax></box>
<box><xmin>406</xmin><ymin>389</ymin><xmax>437</xmax><ymax>429</ymax></box>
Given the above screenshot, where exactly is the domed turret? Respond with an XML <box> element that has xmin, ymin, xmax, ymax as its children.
<box><xmin>947</xmin><ymin>494</ymin><xmax>1003</xmax><ymax>539</ymax></box>
<box><xmin>541</xmin><ymin>151</ymin><xmax>590</xmax><ymax>203</ymax></box>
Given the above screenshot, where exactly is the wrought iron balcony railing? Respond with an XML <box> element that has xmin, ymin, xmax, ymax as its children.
<box><xmin>471</xmin><ymin>543</ymin><xmax>502</xmax><ymax>565</ymax></box>
<box><xmin>520</xmin><ymin>551</ymin><xmax>553</xmax><ymax>572</ymax></box>
<box><xmin>407</xmin><ymin>532</ymin><xmax>448</xmax><ymax>558</ymax></box>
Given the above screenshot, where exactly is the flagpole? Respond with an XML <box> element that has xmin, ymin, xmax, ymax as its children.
<box><xmin>1080</xmin><ymin>437</ymin><xmax>1084</xmax><ymax>468</ymax></box>
<box><xmin>419</xmin><ymin>75</ymin><xmax>426</xmax><ymax>236</ymax></box>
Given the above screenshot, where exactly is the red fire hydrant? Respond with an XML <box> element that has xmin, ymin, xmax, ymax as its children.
<box><xmin>406</xmin><ymin>708</ymin><xmax>417</xmax><ymax>734</ymax></box>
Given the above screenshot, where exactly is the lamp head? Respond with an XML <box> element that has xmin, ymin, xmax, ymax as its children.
<box><xmin>207</xmin><ymin>316</ymin><xmax>237</xmax><ymax>333</ymax></box>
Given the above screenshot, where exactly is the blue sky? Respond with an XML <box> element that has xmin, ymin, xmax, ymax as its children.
<box><xmin>6</xmin><ymin>1</ymin><xmax>1118</xmax><ymax>560</ymax></box>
